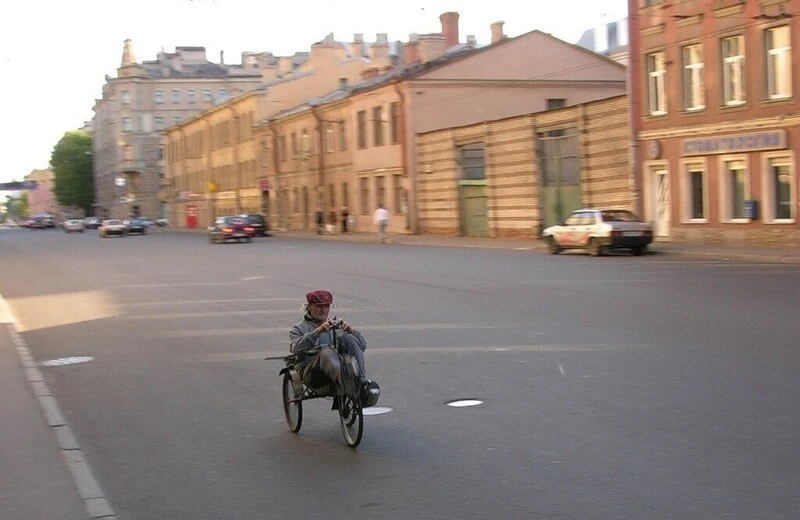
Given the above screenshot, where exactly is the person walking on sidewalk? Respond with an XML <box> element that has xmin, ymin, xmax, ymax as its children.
<box><xmin>315</xmin><ymin>206</ymin><xmax>324</xmax><ymax>235</ymax></box>
<box><xmin>341</xmin><ymin>206</ymin><xmax>350</xmax><ymax>233</ymax></box>
<box><xmin>373</xmin><ymin>204</ymin><xmax>390</xmax><ymax>243</ymax></box>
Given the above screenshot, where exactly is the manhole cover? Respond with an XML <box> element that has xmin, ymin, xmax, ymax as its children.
<box><xmin>38</xmin><ymin>356</ymin><xmax>96</xmax><ymax>367</ymax></box>
<box><xmin>446</xmin><ymin>399</ymin><xmax>484</xmax><ymax>408</ymax></box>
<box><xmin>363</xmin><ymin>407</ymin><xmax>393</xmax><ymax>416</ymax></box>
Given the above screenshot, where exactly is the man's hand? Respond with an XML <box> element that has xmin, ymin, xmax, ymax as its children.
<box><xmin>314</xmin><ymin>319</ymin><xmax>334</xmax><ymax>336</ymax></box>
<box><xmin>339</xmin><ymin>320</ymin><xmax>354</xmax><ymax>334</ymax></box>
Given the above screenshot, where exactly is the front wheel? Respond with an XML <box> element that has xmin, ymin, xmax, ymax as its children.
<box><xmin>339</xmin><ymin>395</ymin><xmax>363</xmax><ymax>448</ymax></box>
<box><xmin>546</xmin><ymin>236</ymin><xmax>561</xmax><ymax>255</ymax></box>
<box><xmin>588</xmin><ymin>238</ymin><xmax>603</xmax><ymax>257</ymax></box>
<box><xmin>282</xmin><ymin>372</ymin><xmax>302</xmax><ymax>433</ymax></box>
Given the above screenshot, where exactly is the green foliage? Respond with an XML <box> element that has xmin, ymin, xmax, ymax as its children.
<box><xmin>50</xmin><ymin>131</ymin><xmax>94</xmax><ymax>214</ymax></box>
<box><xmin>6</xmin><ymin>192</ymin><xmax>29</xmax><ymax>219</ymax></box>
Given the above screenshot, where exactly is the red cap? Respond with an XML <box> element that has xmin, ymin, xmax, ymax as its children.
<box><xmin>306</xmin><ymin>290</ymin><xmax>333</xmax><ymax>305</ymax></box>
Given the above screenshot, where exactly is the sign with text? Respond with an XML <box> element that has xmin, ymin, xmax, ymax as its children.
<box><xmin>681</xmin><ymin>130</ymin><xmax>787</xmax><ymax>156</ymax></box>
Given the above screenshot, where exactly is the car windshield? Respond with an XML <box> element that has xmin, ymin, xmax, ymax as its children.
<box><xmin>601</xmin><ymin>210</ymin><xmax>641</xmax><ymax>223</ymax></box>
<box><xmin>247</xmin><ymin>215</ymin><xmax>264</xmax><ymax>224</ymax></box>
<box><xmin>106</xmin><ymin>220</ymin><xmax>122</xmax><ymax>225</ymax></box>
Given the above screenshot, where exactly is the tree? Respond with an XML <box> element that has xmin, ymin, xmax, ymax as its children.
<box><xmin>50</xmin><ymin>131</ymin><xmax>94</xmax><ymax>214</ymax></box>
<box><xmin>7</xmin><ymin>192</ymin><xmax>29</xmax><ymax>219</ymax></box>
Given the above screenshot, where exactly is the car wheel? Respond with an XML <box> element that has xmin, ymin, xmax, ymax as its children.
<box><xmin>588</xmin><ymin>238</ymin><xmax>603</xmax><ymax>257</ymax></box>
<box><xmin>546</xmin><ymin>236</ymin><xmax>561</xmax><ymax>255</ymax></box>
<box><xmin>632</xmin><ymin>245</ymin><xmax>647</xmax><ymax>256</ymax></box>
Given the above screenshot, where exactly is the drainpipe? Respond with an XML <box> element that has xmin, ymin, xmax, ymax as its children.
<box><xmin>311</xmin><ymin>105</ymin><xmax>326</xmax><ymax>214</ymax></box>
<box><xmin>627</xmin><ymin>1</ymin><xmax>642</xmax><ymax>216</ymax></box>
<box><xmin>268</xmin><ymin>120</ymin><xmax>283</xmax><ymax>229</ymax></box>
<box><xmin>205</xmin><ymin>119</ymin><xmax>215</xmax><ymax>220</ymax></box>
<box><xmin>393</xmin><ymin>81</ymin><xmax>413</xmax><ymax>232</ymax></box>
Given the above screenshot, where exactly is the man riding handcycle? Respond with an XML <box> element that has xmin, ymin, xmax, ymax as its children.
<box><xmin>280</xmin><ymin>290</ymin><xmax>380</xmax><ymax>447</ymax></box>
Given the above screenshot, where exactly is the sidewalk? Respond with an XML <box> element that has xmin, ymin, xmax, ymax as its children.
<box><xmin>0</xmin><ymin>298</ymin><xmax>115</xmax><ymax>519</ymax></box>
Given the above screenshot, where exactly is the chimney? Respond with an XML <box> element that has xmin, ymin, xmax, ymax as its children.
<box><xmin>440</xmin><ymin>11</ymin><xmax>460</xmax><ymax>48</ymax></box>
<box><xmin>338</xmin><ymin>77</ymin><xmax>348</xmax><ymax>89</ymax></box>
<box><xmin>351</xmin><ymin>33</ymin><xmax>364</xmax><ymax>58</ymax></box>
<box><xmin>120</xmin><ymin>39</ymin><xmax>137</xmax><ymax>67</ymax></box>
<box><xmin>466</xmin><ymin>35</ymin><xmax>477</xmax><ymax>47</ymax></box>
<box><xmin>491</xmin><ymin>21</ymin><xmax>506</xmax><ymax>44</ymax></box>
<box><xmin>219</xmin><ymin>50</ymin><xmax>224</xmax><ymax>64</ymax></box>
<box><xmin>404</xmin><ymin>40</ymin><xmax>419</xmax><ymax>64</ymax></box>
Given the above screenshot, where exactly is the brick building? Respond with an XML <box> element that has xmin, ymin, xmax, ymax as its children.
<box><xmin>630</xmin><ymin>0</ymin><xmax>800</xmax><ymax>246</ymax></box>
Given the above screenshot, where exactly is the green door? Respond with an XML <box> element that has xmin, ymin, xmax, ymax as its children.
<box><xmin>460</xmin><ymin>184</ymin><xmax>488</xmax><ymax>237</ymax></box>
<box><xmin>539</xmin><ymin>130</ymin><xmax>581</xmax><ymax>230</ymax></box>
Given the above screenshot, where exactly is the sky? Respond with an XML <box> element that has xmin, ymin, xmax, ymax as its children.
<box><xmin>0</xmin><ymin>0</ymin><xmax>628</xmax><ymax>185</ymax></box>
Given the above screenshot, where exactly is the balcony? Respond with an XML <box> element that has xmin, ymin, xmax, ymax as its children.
<box><xmin>118</xmin><ymin>158</ymin><xmax>145</xmax><ymax>174</ymax></box>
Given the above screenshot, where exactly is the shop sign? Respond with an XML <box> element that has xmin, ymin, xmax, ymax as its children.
<box><xmin>259</xmin><ymin>178</ymin><xmax>271</xmax><ymax>191</ymax></box>
<box><xmin>681</xmin><ymin>130</ymin><xmax>787</xmax><ymax>156</ymax></box>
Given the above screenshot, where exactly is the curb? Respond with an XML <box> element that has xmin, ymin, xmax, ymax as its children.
<box><xmin>0</xmin><ymin>297</ymin><xmax>117</xmax><ymax>520</ymax></box>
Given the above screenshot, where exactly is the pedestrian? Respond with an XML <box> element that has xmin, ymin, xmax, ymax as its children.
<box><xmin>315</xmin><ymin>206</ymin><xmax>324</xmax><ymax>235</ymax></box>
<box><xmin>341</xmin><ymin>206</ymin><xmax>349</xmax><ymax>233</ymax></box>
<box><xmin>373</xmin><ymin>203</ymin><xmax>390</xmax><ymax>243</ymax></box>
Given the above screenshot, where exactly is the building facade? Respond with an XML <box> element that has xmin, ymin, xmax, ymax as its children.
<box><xmin>416</xmin><ymin>96</ymin><xmax>631</xmax><ymax>237</ymax></box>
<box><xmin>164</xmin><ymin>12</ymin><xmax>629</xmax><ymax>236</ymax></box>
<box><xmin>631</xmin><ymin>0</ymin><xmax>800</xmax><ymax>246</ymax></box>
<box><xmin>91</xmin><ymin>41</ymin><xmax>264</xmax><ymax>220</ymax></box>
<box><xmin>24</xmin><ymin>168</ymin><xmax>58</xmax><ymax>216</ymax></box>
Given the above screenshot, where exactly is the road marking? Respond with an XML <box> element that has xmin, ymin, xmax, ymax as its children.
<box><xmin>39</xmin><ymin>356</ymin><xmax>96</xmax><ymax>367</ymax></box>
<box><xmin>239</xmin><ymin>276</ymin><xmax>266</xmax><ymax>281</ymax></box>
<box><xmin>558</xmin><ymin>364</ymin><xmax>565</xmax><ymax>375</ymax></box>
<box><xmin>120</xmin><ymin>297</ymin><xmax>299</xmax><ymax>308</ymax></box>
<box><xmin>125</xmin><ymin>308</ymin><xmax>376</xmax><ymax>320</ymax></box>
<box><xmin>156</xmin><ymin>322</ymin><xmax>504</xmax><ymax>337</ymax></box>
<box><xmin>192</xmin><ymin>344</ymin><xmax>643</xmax><ymax>362</ymax></box>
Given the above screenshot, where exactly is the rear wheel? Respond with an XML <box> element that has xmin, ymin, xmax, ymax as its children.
<box><xmin>632</xmin><ymin>245</ymin><xmax>647</xmax><ymax>256</ymax></box>
<box><xmin>339</xmin><ymin>395</ymin><xmax>363</xmax><ymax>448</ymax></box>
<box><xmin>282</xmin><ymin>373</ymin><xmax>302</xmax><ymax>433</ymax></box>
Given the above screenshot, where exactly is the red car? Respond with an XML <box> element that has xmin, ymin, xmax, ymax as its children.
<box><xmin>207</xmin><ymin>216</ymin><xmax>254</xmax><ymax>243</ymax></box>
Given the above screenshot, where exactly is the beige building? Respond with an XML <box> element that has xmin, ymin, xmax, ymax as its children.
<box><xmin>164</xmin><ymin>12</ymin><xmax>629</xmax><ymax>236</ymax></box>
<box><xmin>416</xmin><ymin>96</ymin><xmax>630</xmax><ymax>237</ymax></box>
<box><xmin>92</xmin><ymin>41</ymin><xmax>268</xmax><ymax>219</ymax></box>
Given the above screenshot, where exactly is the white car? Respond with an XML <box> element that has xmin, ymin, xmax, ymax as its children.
<box><xmin>542</xmin><ymin>208</ymin><xmax>653</xmax><ymax>256</ymax></box>
<box><xmin>63</xmin><ymin>219</ymin><xmax>85</xmax><ymax>233</ymax></box>
<box><xmin>98</xmin><ymin>219</ymin><xmax>127</xmax><ymax>238</ymax></box>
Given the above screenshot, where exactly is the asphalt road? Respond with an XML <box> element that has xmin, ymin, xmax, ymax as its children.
<box><xmin>2</xmin><ymin>228</ymin><xmax>799</xmax><ymax>520</ymax></box>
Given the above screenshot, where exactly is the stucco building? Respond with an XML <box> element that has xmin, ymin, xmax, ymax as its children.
<box><xmin>24</xmin><ymin>168</ymin><xmax>58</xmax><ymax>217</ymax></box>
<box><xmin>164</xmin><ymin>12</ymin><xmax>629</xmax><ymax>236</ymax></box>
<box><xmin>630</xmin><ymin>0</ymin><xmax>800</xmax><ymax>246</ymax></box>
<box><xmin>91</xmin><ymin>41</ymin><xmax>268</xmax><ymax>219</ymax></box>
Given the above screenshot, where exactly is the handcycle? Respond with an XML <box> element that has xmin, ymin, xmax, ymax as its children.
<box><xmin>270</xmin><ymin>318</ymin><xmax>367</xmax><ymax>447</ymax></box>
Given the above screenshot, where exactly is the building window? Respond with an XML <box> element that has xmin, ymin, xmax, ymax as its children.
<box><xmin>291</xmin><ymin>132</ymin><xmax>298</xmax><ymax>158</ymax></box>
<box><xmin>154</xmin><ymin>89</ymin><xmax>165</xmax><ymax>104</ymax></box>
<box><xmin>342</xmin><ymin>182</ymin><xmax>349</xmax><ymax>209</ymax></box>
<box><xmin>155</xmin><ymin>117</ymin><xmax>165</xmax><ymax>130</ymax></box>
<box><xmin>721</xmin><ymin>36</ymin><xmax>745</xmax><ymax>106</ymax></box>
<box><xmin>218</xmin><ymin>89</ymin><xmax>228</xmax><ymax>102</ymax></box>
<box><xmin>203</xmin><ymin>89</ymin><xmax>213</xmax><ymax>102</ymax></box>
<box><xmin>121</xmin><ymin>90</ymin><xmax>130</xmax><ymax>104</ymax></box>
<box><xmin>683</xmin><ymin>161</ymin><xmax>706</xmax><ymax>221</ymax></box>
<box><xmin>326</xmin><ymin>126</ymin><xmax>334</xmax><ymax>152</ymax></box>
<box><xmin>766</xmin><ymin>26</ymin><xmax>792</xmax><ymax>99</ymax></box>
<box><xmin>172</xmin><ymin>115</ymin><xmax>182</xmax><ymax>125</ymax></box>
<box><xmin>357</xmin><ymin>111</ymin><xmax>367</xmax><ymax>149</ymax></box>
<box><xmin>122</xmin><ymin>117</ymin><xmax>133</xmax><ymax>133</ymax></box>
<box><xmin>376</xmin><ymin>176</ymin><xmax>385</xmax><ymax>207</ymax></box>
<box><xmin>459</xmin><ymin>144</ymin><xmax>486</xmax><ymax>180</ymax></box>
<box><xmin>762</xmin><ymin>154</ymin><xmax>794</xmax><ymax>221</ymax></box>
<box><xmin>171</xmin><ymin>89</ymin><xmax>181</xmax><ymax>103</ymax></box>
<box><xmin>682</xmin><ymin>44</ymin><xmax>705</xmax><ymax>111</ymax></box>
<box><xmin>279</xmin><ymin>135</ymin><xmax>287</xmax><ymax>161</ymax></box>
<box><xmin>647</xmin><ymin>51</ymin><xmax>667</xmax><ymax>115</ymax></box>
<box><xmin>720</xmin><ymin>158</ymin><xmax>748</xmax><ymax>221</ymax></box>
<box><xmin>546</xmin><ymin>98</ymin><xmax>566</xmax><ymax>110</ymax></box>
<box><xmin>187</xmin><ymin>89</ymin><xmax>196</xmax><ymax>103</ymax></box>
<box><xmin>359</xmin><ymin>177</ymin><xmax>369</xmax><ymax>214</ymax></box>
<box><xmin>372</xmin><ymin>106</ymin><xmax>384</xmax><ymax>146</ymax></box>
<box><xmin>328</xmin><ymin>184</ymin><xmax>335</xmax><ymax>210</ymax></box>
<box><xmin>338</xmin><ymin>119</ymin><xmax>347</xmax><ymax>151</ymax></box>
<box><xmin>301</xmin><ymin>131</ymin><xmax>309</xmax><ymax>158</ymax></box>
<box><xmin>390</xmin><ymin>102</ymin><xmax>400</xmax><ymax>144</ymax></box>
<box><xmin>392</xmin><ymin>174</ymin><xmax>402</xmax><ymax>215</ymax></box>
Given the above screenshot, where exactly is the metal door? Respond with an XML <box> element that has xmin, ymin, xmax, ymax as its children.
<box><xmin>538</xmin><ymin>130</ymin><xmax>580</xmax><ymax>230</ymax></box>
<box><xmin>460</xmin><ymin>184</ymin><xmax>488</xmax><ymax>237</ymax></box>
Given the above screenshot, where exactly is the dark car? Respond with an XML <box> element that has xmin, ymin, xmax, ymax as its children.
<box><xmin>207</xmin><ymin>216</ymin><xmax>254</xmax><ymax>243</ymax></box>
<box><xmin>125</xmin><ymin>218</ymin><xmax>148</xmax><ymax>235</ymax></box>
<box><xmin>239</xmin><ymin>214</ymin><xmax>268</xmax><ymax>237</ymax></box>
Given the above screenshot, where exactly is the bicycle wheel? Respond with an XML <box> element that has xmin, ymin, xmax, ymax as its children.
<box><xmin>339</xmin><ymin>395</ymin><xmax>363</xmax><ymax>447</ymax></box>
<box><xmin>282</xmin><ymin>372</ymin><xmax>302</xmax><ymax>433</ymax></box>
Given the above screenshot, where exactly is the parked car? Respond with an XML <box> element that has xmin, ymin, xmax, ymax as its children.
<box><xmin>138</xmin><ymin>217</ymin><xmax>154</xmax><ymax>228</ymax></box>
<box><xmin>98</xmin><ymin>219</ymin><xmax>127</xmax><ymax>238</ymax></box>
<box><xmin>155</xmin><ymin>218</ymin><xmax>169</xmax><ymax>227</ymax></box>
<box><xmin>124</xmin><ymin>218</ymin><xmax>148</xmax><ymax>235</ymax></box>
<box><xmin>84</xmin><ymin>217</ymin><xmax>101</xmax><ymax>229</ymax></box>
<box><xmin>63</xmin><ymin>219</ymin><xmax>86</xmax><ymax>233</ymax></box>
<box><xmin>238</xmin><ymin>214</ymin><xmax>268</xmax><ymax>237</ymax></box>
<box><xmin>542</xmin><ymin>208</ymin><xmax>653</xmax><ymax>256</ymax></box>
<box><xmin>207</xmin><ymin>216</ymin><xmax>254</xmax><ymax>243</ymax></box>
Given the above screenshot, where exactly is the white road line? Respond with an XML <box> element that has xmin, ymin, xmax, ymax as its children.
<box><xmin>0</xmin><ymin>294</ymin><xmax>117</xmax><ymax>519</ymax></box>
<box><xmin>156</xmin><ymin>322</ymin><xmax>503</xmax><ymax>337</ymax></box>
<box><xmin>120</xmin><ymin>297</ymin><xmax>299</xmax><ymax>308</ymax></box>
<box><xmin>239</xmin><ymin>276</ymin><xmax>266</xmax><ymax>281</ymax></box>
<box><xmin>192</xmin><ymin>344</ymin><xmax>643</xmax><ymax>362</ymax></box>
<box><xmin>558</xmin><ymin>364</ymin><xmax>565</xmax><ymax>375</ymax></box>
